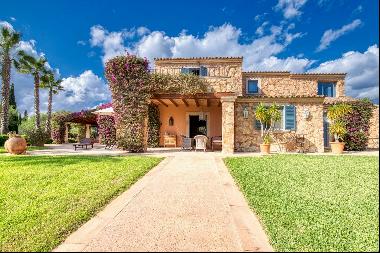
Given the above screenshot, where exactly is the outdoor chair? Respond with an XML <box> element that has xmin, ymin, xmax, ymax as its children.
<box><xmin>211</xmin><ymin>136</ymin><xmax>222</xmax><ymax>151</ymax></box>
<box><xmin>194</xmin><ymin>135</ymin><xmax>208</xmax><ymax>152</ymax></box>
<box><xmin>180</xmin><ymin>135</ymin><xmax>192</xmax><ymax>150</ymax></box>
<box><xmin>73</xmin><ymin>138</ymin><xmax>94</xmax><ymax>150</ymax></box>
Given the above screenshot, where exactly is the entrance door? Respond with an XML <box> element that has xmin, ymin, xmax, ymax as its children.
<box><xmin>189</xmin><ymin>115</ymin><xmax>200</xmax><ymax>138</ymax></box>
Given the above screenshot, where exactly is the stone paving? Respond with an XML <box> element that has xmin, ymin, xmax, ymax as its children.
<box><xmin>53</xmin><ymin>152</ymin><xmax>273</xmax><ymax>252</ymax></box>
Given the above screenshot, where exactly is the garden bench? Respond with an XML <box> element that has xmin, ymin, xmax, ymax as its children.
<box><xmin>73</xmin><ymin>138</ymin><xmax>94</xmax><ymax>150</ymax></box>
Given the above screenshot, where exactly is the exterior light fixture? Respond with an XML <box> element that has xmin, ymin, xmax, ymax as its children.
<box><xmin>243</xmin><ymin>106</ymin><xmax>249</xmax><ymax>119</ymax></box>
<box><xmin>169</xmin><ymin>116</ymin><xmax>174</xmax><ymax>126</ymax></box>
<box><xmin>303</xmin><ymin>109</ymin><xmax>310</xmax><ymax>120</ymax></box>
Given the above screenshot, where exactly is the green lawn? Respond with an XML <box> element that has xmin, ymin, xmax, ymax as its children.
<box><xmin>0</xmin><ymin>146</ymin><xmax>47</xmax><ymax>154</ymax></box>
<box><xmin>0</xmin><ymin>155</ymin><xmax>162</xmax><ymax>252</ymax></box>
<box><xmin>225</xmin><ymin>155</ymin><xmax>379</xmax><ymax>252</ymax></box>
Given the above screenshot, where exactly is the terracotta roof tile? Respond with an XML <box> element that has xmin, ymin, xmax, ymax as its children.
<box><xmin>154</xmin><ymin>56</ymin><xmax>243</xmax><ymax>61</ymax></box>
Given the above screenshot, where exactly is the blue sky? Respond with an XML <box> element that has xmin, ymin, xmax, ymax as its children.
<box><xmin>1</xmin><ymin>0</ymin><xmax>379</xmax><ymax>113</ymax></box>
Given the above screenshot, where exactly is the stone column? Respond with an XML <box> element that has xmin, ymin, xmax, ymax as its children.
<box><xmin>85</xmin><ymin>124</ymin><xmax>91</xmax><ymax>138</ymax></box>
<box><xmin>64</xmin><ymin>123</ymin><xmax>69</xmax><ymax>143</ymax></box>
<box><xmin>221</xmin><ymin>96</ymin><xmax>237</xmax><ymax>154</ymax></box>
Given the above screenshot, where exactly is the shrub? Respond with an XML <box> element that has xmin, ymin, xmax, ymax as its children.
<box><xmin>342</xmin><ymin>99</ymin><xmax>374</xmax><ymax>150</ymax></box>
<box><xmin>0</xmin><ymin>134</ymin><xmax>8</xmax><ymax>146</ymax></box>
<box><xmin>24</xmin><ymin>128</ymin><xmax>49</xmax><ymax>146</ymax></box>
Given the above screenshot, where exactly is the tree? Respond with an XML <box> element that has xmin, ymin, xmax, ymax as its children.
<box><xmin>14</xmin><ymin>50</ymin><xmax>49</xmax><ymax>130</ymax></box>
<box><xmin>327</xmin><ymin>103</ymin><xmax>352</xmax><ymax>142</ymax></box>
<box><xmin>0</xmin><ymin>26</ymin><xmax>20</xmax><ymax>134</ymax></box>
<box><xmin>41</xmin><ymin>71</ymin><xmax>63</xmax><ymax>134</ymax></box>
<box><xmin>23</xmin><ymin>109</ymin><xmax>28</xmax><ymax>119</ymax></box>
<box><xmin>255</xmin><ymin>103</ymin><xmax>281</xmax><ymax>144</ymax></box>
<box><xmin>9</xmin><ymin>83</ymin><xmax>16</xmax><ymax>108</ymax></box>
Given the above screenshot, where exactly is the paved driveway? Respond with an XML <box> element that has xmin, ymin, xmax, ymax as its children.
<box><xmin>54</xmin><ymin>152</ymin><xmax>272</xmax><ymax>252</ymax></box>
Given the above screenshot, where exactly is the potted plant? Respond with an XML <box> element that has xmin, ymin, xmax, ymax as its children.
<box><xmin>255</xmin><ymin>103</ymin><xmax>281</xmax><ymax>154</ymax></box>
<box><xmin>327</xmin><ymin>103</ymin><xmax>352</xmax><ymax>154</ymax></box>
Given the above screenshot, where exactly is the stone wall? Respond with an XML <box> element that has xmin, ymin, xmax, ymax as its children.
<box><xmin>221</xmin><ymin>96</ymin><xmax>236</xmax><ymax>153</ymax></box>
<box><xmin>155</xmin><ymin>58</ymin><xmax>243</xmax><ymax>94</ymax></box>
<box><xmin>242</xmin><ymin>73</ymin><xmax>345</xmax><ymax>97</ymax></box>
<box><xmin>368</xmin><ymin>106</ymin><xmax>379</xmax><ymax>149</ymax></box>
<box><xmin>234</xmin><ymin>99</ymin><xmax>324</xmax><ymax>153</ymax></box>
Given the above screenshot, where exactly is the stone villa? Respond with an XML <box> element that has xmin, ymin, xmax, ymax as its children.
<box><xmin>96</xmin><ymin>56</ymin><xmax>379</xmax><ymax>153</ymax></box>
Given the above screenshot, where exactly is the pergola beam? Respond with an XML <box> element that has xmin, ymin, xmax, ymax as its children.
<box><xmin>156</xmin><ymin>99</ymin><xmax>168</xmax><ymax>107</ymax></box>
<box><xmin>169</xmin><ymin>98</ymin><xmax>178</xmax><ymax>107</ymax></box>
<box><xmin>194</xmin><ymin>97</ymin><xmax>200</xmax><ymax>107</ymax></box>
<box><xmin>182</xmin><ymin>98</ymin><xmax>189</xmax><ymax>107</ymax></box>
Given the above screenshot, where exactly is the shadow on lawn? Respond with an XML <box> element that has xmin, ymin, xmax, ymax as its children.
<box><xmin>1</xmin><ymin>155</ymin><xmax>127</xmax><ymax>168</ymax></box>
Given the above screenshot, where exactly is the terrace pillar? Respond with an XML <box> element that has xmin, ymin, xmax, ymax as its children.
<box><xmin>64</xmin><ymin>123</ymin><xmax>69</xmax><ymax>143</ymax></box>
<box><xmin>221</xmin><ymin>96</ymin><xmax>237</xmax><ymax>154</ymax></box>
<box><xmin>85</xmin><ymin>124</ymin><xmax>91</xmax><ymax>138</ymax></box>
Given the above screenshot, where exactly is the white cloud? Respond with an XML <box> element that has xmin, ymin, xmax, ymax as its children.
<box><xmin>90</xmin><ymin>23</ymin><xmax>309</xmax><ymax>72</ymax></box>
<box><xmin>10</xmin><ymin>17</ymin><xmax>16</xmax><ymax>22</ymax></box>
<box><xmin>0</xmin><ymin>20</ymin><xmax>14</xmax><ymax>30</ymax></box>
<box><xmin>310</xmin><ymin>45</ymin><xmax>379</xmax><ymax>101</ymax></box>
<box><xmin>317</xmin><ymin>19</ymin><xmax>362</xmax><ymax>52</ymax></box>
<box><xmin>255</xmin><ymin>21</ymin><xmax>270</xmax><ymax>36</ymax></box>
<box><xmin>77</xmin><ymin>40</ymin><xmax>86</xmax><ymax>46</ymax></box>
<box><xmin>274</xmin><ymin>0</ymin><xmax>308</xmax><ymax>19</ymax></box>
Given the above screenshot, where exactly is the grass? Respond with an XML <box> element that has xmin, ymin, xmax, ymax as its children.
<box><xmin>0</xmin><ymin>155</ymin><xmax>162</xmax><ymax>252</ymax></box>
<box><xmin>0</xmin><ymin>146</ymin><xmax>47</xmax><ymax>154</ymax></box>
<box><xmin>225</xmin><ymin>155</ymin><xmax>379</xmax><ymax>252</ymax></box>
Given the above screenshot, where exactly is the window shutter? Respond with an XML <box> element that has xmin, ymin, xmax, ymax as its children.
<box><xmin>284</xmin><ymin>105</ymin><xmax>296</xmax><ymax>130</ymax></box>
<box><xmin>200</xmin><ymin>66</ymin><xmax>208</xmax><ymax>76</ymax></box>
<box><xmin>317</xmin><ymin>83</ymin><xmax>323</xmax><ymax>95</ymax></box>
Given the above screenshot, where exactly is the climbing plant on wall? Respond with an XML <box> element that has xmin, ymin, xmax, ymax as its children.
<box><xmin>147</xmin><ymin>103</ymin><xmax>160</xmax><ymax>147</ymax></box>
<box><xmin>105</xmin><ymin>55</ymin><xmax>151</xmax><ymax>152</ymax></box>
<box><xmin>342</xmin><ymin>98</ymin><xmax>374</xmax><ymax>151</ymax></box>
<box><xmin>105</xmin><ymin>54</ymin><xmax>208</xmax><ymax>152</ymax></box>
<box><xmin>97</xmin><ymin>115</ymin><xmax>116</xmax><ymax>147</ymax></box>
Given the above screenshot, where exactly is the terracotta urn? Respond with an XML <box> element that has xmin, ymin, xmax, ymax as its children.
<box><xmin>330</xmin><ymin>142</ymin><xmax>345</xmax><ymax>154</ymax></box>
<box><xmin>4</xmin><ymin>135</ymin><xmax>27</xmax><ymax>155</ymax></box>
<box><xmin>260</xmin><ymin>144</ymin><xmax>271</xmax><ymax>155</ymax></box>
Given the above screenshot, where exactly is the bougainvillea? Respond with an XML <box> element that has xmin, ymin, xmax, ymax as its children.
<box><xmin>105</xmin><ymin>55</ymin><xmax>151</xmax><ymax>152</ymax></box>
<box><xmin>342</xmin><ymin>99</ymin><xmax>374</xmax><ymax>151</ymax></box>
<box><xmin>51</xmin><ymin>110</ymin><xmax>97</xmax><ymax>143</ymax></box>
<box><xmin>147</xmin><ymin>103</ymin><xmax>160</xmax><ymax>147</ymax></box>
<box><xmin>97</xmin><ymin>115</ymin><xmax>116</xmax><ymax>146</ymax></box>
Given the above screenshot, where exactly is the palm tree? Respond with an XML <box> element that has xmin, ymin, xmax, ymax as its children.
<box><xmin>0</xmin><ymin>26</ymin><xmax>20</xmax><ymax>134</ymax></box>
<box><xmin>14</xmin><ymin>50</ymin><xmax>48</xmax><ymax>130</ymax></box>
<box><xmin>41</xmin><ymin>71</ymin><xmax>63</xmax><ymax>134</ymax></box>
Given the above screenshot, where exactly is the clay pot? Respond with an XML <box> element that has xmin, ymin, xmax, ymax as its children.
<box><xmin>330</xmin><ymin>142</ymin><xmax>345</xmax><ymax>154</ymax></box>
<box><xmin>260</xmin><ymin>144</ymin><xmax>271</xmax><ymax>155</ymax></box>
<box><xmin>4</xmin><ymin>135</ymin><xmax>27</xmax><ymax>155</ymax></box>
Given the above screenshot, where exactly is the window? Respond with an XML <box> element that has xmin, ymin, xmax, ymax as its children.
<box><xmin>180</xmin><ymin>66</ymin><xmax>208</xmax><ymax>76</ymax></box>
<box><xmin>318</xmin><ymin>82</ymin><xmax>336</xmax><ymax>97</ymax></box>
<box><xmin>247</xmin><ymin>80</ymin><xmax>259</xmax><ymax>94</ymax></box>
<box><xmin>254</xmin><ymin>105</ymin><xmax>296</xmax><ymax>131</ymax></box>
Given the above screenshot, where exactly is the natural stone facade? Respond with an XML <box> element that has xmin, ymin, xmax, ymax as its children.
<box><xmin>234</xmin><ymin>97</ymin><xmax>325</xmax><ymax>153</ymax></box>
<box><xmin>221</xmin><ymin>96</ymin><xmax>236</xmax><ymax>153</ymax></box>
<box><xmin>368</xmin><ymin>106</ymin><xmax>379</xmax><ymax>149</ymax></box>
<box><xmin>155</xmin><ymin>57</ymin><xmax>243</xmax><ymax>94</ymax></box>
<box><xmin>242</xmin><ymin>72</ymin><xmax>345</xmax><ymax>97</ymax></box>
<box><xmin>149</xmin><ymin>57</ymin><xmax>366</xmax><ymax>154</ymax></box>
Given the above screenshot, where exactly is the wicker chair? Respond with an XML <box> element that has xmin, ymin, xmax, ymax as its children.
<box><xmin>180</xmin><ymin>135</ymin><xmax>192</xmax><ymax>150</ymax></box>
<box><xmin>194</xmin><ymin>135</ymin><xmax>208</xmax><ymax>152</ymax></box>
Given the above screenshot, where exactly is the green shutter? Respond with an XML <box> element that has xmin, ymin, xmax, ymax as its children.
<box><xmin>284</xmin><ymin>105</ymin><xmax>296</xmax><ymax>130</ymax></box>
